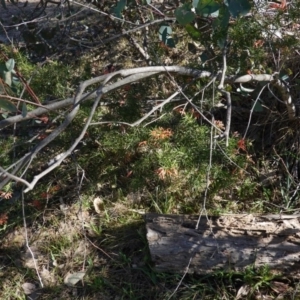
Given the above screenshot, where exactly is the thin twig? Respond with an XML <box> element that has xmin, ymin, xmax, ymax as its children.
<box><xmin>243</xmin><ymin>83</ymin><xmax>268</xmax><ymax>139</ymax></box>
<box><xmin>23</xmin><ymin>73</ymin><xmax>115</xmax><ymax>192</ymax></box>
<box><xmin>21</xmin><ymin>189</ymin><xmax>44</xmax><ymax>287</ymax></box>
<box><xmin>0</xmin><ymin>167</ymin><xmax>31</xmax><ymax>188</ymax></box>
<box><xmin>196</xmin><ymin>116</ymin><xmax>214</xmax><ymax>230</ymax></box>
<box><xmin>218</xmin><ymin>39</ymin><xmax>231</xmax><ymax>146</ymax></box>
<box><xmin>0</xmin><ymin>68</ymin><xmax>282</xmax><ymax>130</ymax></box>
<box><xmin>167</xmin><ymin>257</ymin><xmax>193</xmax><ymax>300</ymax></box>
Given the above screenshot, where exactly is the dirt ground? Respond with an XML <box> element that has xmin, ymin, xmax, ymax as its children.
<box><xmin>0</xmin><ymin>0</ymin><xmax>69</xmax><ymax>44</ymax></box>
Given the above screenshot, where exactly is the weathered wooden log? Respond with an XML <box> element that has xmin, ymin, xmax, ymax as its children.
<box><xmin>145</xmin><ymin>213</ymin><xmax>300</xmax><ymax>277</ymax></box>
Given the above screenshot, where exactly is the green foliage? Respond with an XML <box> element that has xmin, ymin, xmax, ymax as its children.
<box><xmin>225</xmin><ymin>0</ymin><xmax>251</xmax><ymax>18</ymax></box>
<box><xmin>56</xmin><ymin>109</ymin><xmax>250</xmax><ymax>213</ymax></box>
<box><xmin>175</xmin><ymin>3</ymin><xmax>195</xmax><ymax>25</ymax></box>
<box><xmin>175</xmin><ymin>0</ymin><xmax>251</xmax><ymax>26</ymax></box>
<box><xmin>111</xmin><ymin>0</ymin><xmax>127</xmax><ymax>19</ymax></box>
<box><xmin>29</xmin><ymin>62</ymin><xmax>73</xmax><ymax>100</ymax></box>
<box><xmin>0</xmin><ymin>58</ymin><xmax>19</xmax><ymax>115</ymax></box>
<box><xmin>0</xmin><ymin>98</ymin><xmax>17</xmax><ymax>114</ymax></box>
<box><xmin>194</xmin><ymin>0</ymin><xmax>221</xmax><ymax>17</ymax></box>
<box><xmin>244</xmin><ymin>265</ymin><xmax>276</xmax><ymax>292</ymax></box>
<box><xmin>158</xmin><ymin>25</ymin><xmax>176</xmax><ymax>48</ymax></box>
<box><xmin>0</xmin><ymin>58</ymin><xmax>21</xmax><ymax>93</ymax></box>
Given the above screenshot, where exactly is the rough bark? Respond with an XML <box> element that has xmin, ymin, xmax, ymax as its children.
<box><xmin>145</xmin><ymin>213</ymin><xmax>300</xmax><ymax>277</ymax></box>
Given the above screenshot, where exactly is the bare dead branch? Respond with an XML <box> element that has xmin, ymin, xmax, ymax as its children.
<box><xmin>0</xmin><ymin>66</ymin><xmax>296</xmax><ymax>191</ymax></box>
<box><xmin>0</xmin><ymin>66</ymin><xmax>211</xmax><ymax>129</ymax></box>
<box><xmin>0</xmin><ymin>167</ymin><xmax>31</xmax><ymax>188</ymax></box>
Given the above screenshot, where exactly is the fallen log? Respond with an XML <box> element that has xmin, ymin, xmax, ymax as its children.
<box><xmin>145</xmin><ymin>213</ymin><xmax>300</xmax><ymax>277</ymax></box>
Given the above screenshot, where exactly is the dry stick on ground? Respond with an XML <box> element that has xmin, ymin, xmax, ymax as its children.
<box><xmin>0</xmin><ymin>67</ymin><xmax>211</xmax><ymax>129</ymax></box>
<box><xmin>1</xmin><ymin>72</ymin><xmax>116</xmax><ymax>192</ymax></box>
<box><xmin>217</xmin><ymin>40</ymin><xmax>231</xmax><ymax>147</ymax></box>
<box><xmin>0</xmin><ymin>67</ymin><xmax>295</xmax><ymax>190</ymax></box>
<box><xmin>0</xmin><ymin>69</ymin><xmax>173</xmax><ymax>190</ymax></box>
<box><xmin>0</xmin><ymin>69</ymin><xmax>284</xmax><ymax>130</ymax></box>
<box><xmin>243</xmin><ymin>83</ymin><xmax>268</xmax><ymax>140</ymax></box>
<box><xmin>23</xmin><ymin>75</ymin><xmax>114</xmax><ymax>192</ymax></box>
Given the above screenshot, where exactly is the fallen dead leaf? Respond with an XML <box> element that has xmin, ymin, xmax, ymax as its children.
<box><xmin>22</xmin><ymin>282</ymin><xmax>37</xmax><ymax>295</ymax></box>
<box><xmin>64</xmin><ymin>271</ymin><xmax>86</xmax><ymax>287</ymax></box>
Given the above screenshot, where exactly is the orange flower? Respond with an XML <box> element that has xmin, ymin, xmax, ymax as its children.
<box><xmin>173</xmin><ymin>107</ymin><xmax>186</xmax><ymax>115</ymax></box>
<box><xmin>0</xmin><ymin>191</ymin><xmax>12</xmax><ymax>199</ymax></box>
<box><xmin>190</xmin><ymin>108</ymin><xmax>201</xmax><ymax>119</ymax></box>
<box><xmin>150</xmin><ymin>127</ymin><xmax>173</xmax><ymax>140</ymax></box>
<box><xmin>156</xmin><ymin>167</ymin><xmax>178</xmax><ymax>180</ymax></box>
<box><xmin>269</xmin><ymin>0</ymin><xmax>286</xmax><ymax>10</ymax></box>
<box><xmin>237</xmin><ymin>139</ymin><xmax>247</xmax><ymax>152</ymax></box>
<box><xmin>30</xmin><ymin>200</ymin><xmax>44</xmax><ymax>210</ymax></box>
<box><xmin>0</xmin><ymin>213</ymin><xmax>8</xmax><ymax>225</ymax></box>
<box><xmin>138</xmin><ymin>141</ymin><xmax>147</xmax><ymax>147</ymax></box>
<box><xmin>214</xmin><ymin>120</ymin><xmax>225</xmax><ymax>130</ymax></box>
<box><xmin>254</xmin><ymin>39</ymin><xmax>264</xmax><ymax>48</ymax></box>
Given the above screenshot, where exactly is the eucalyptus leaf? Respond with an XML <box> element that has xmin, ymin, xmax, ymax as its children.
<box><xmin>2</xmin><ymin>71</ymin><xmax>12</xmax><ymax>87</ymax></box>
<box><xmin>111</xmin><ymin>0</ymin><xmax>126</xmax><ymax>19</ymax></box>
<box><xmin>22</xmin><ymin>102</ymin><xmax>27</xmax><ymax>117</ymax></box>
<box><xmin>0</xmin><ymin>63</ymin><xmax>12</xmax><ymax>87</ymax></box>
<box><xmin>225</xmin><ymin>0</ymin><xmax>251</xmax><ymax>18</ymax></box>
<box><xmin>213</xmin><ymin>5</ymin><xmax>230</xmax><ymax>29</ymax></box>
<box><xmin>175</xmin><ymin>4</ymin><xmax>195</xmax><ymax>25</ymax></box>
<box><xmin>165</xmin><ymin>38</ymin><xmax>176</xmax><ymax>48</ymax></box>
<box><xmin>200</xmin><ymin>52</ymin><xmax>209</xmax><ymax>63</ymax></box>
<box><xmin>194</xmin><ymin>0</ymin><xmax>220</xmax><ymax>17</ymax></box>
<box><xmin>0</xmin><ymin>98</ymin><xmax>18</xmax><ymax>113</ymax></box>
<box><xmin>5</xmin><ymin>59</ymin><xmax>15</xmax><ymax>72</ymax></box>
<box><xmin>253</xmin><ymin>100</ymin><xmax>263</xmax><ymax>112</ymax></box>
<box><xmin>188</xmin><ymin>43</ymin><xmax>197</xmax><ymax>54</ymax></box>
<box><xmin>238</xmin><ymin>84</ymin><xmax>255</xmax><ymax>93</ymax></box>
<box><xmin>158</xmin><ymin>26</ymin><xmax>172</xmax><ymax>43</ymax></box>
<box><xmin>280</xmin><ymin>73</ymin><xmax>289</xmax><ymax>82</ymax></box>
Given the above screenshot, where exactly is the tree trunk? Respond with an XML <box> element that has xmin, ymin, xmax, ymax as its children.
<box><xmin>145</xmin><ymin>213</ymin><xmax>300</xmax><ymax>277</ymax></box>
